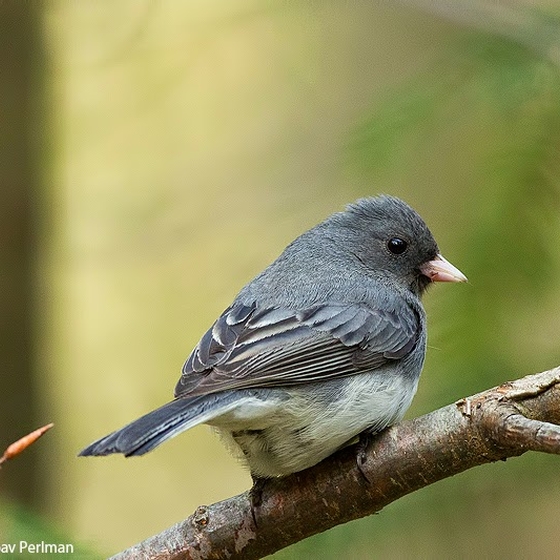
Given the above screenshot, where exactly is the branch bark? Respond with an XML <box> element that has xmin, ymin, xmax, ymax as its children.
<box><xmin>110</xmin><ymin>366</ymin><xmax>560</xmax><ymax>560</ymax></box>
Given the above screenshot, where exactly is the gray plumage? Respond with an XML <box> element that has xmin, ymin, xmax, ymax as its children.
<box><xmin>80</xmin><ymin>195</ymin><xmax>465</xmax><ymax>477</ymax></box>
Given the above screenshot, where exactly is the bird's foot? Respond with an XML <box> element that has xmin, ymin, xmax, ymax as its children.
<box><xmin>356</xmin><ymin>431</ymin><xmax>374</xmax><ymax>483</ymax></box>
<box><xmin>249</xmin><ymin>475</ymin><xmax>267</xmax><ymax>528</ymax></box>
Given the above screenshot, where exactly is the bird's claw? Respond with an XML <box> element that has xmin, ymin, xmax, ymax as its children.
<box><xmin>356</xmin><ymin>431</ymin><xmax>373</xmax><ymax>483</ymax></box>
<box><xmin>249</xmin><ymin>475</ymin><xmax>266</xmax><ymax>528</ymax></box>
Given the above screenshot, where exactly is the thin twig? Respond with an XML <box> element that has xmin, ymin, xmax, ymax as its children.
<box><xmin>0</xmin><ymin>423</ymin><xmax>54</xmax><ymax>468</ymax></box>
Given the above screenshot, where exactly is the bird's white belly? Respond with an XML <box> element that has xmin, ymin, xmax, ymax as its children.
<box><xmin>210</xmin><ymin>371</ymin><xmax>419</xmax><ymax>477</ymax></box>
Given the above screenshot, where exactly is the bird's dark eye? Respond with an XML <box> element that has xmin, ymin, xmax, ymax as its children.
<box><xmin>387</xmin><ymin>237</ymin><xmax>408</xmax><ymax>255</ymax></box>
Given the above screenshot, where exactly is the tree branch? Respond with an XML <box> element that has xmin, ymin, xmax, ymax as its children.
<box><xmin>110</xmin><ymin>366</ymin><xmax>560</xmax><ymax>560</ymax></box>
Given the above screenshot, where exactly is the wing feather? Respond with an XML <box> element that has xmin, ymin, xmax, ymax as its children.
<box><xmin>175</xmin><ymin>300</ymin><xmax>419</xmax><ymax>397</ymax></box>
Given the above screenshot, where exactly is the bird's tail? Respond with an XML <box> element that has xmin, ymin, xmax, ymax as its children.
<box><xmin>79</xmin><ymin>392</ymin><xmax>240</xmax><ymax>457</ymax></box>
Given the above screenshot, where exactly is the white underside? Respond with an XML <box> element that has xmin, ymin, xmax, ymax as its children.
<box><xmin>208</xmin><ymin>371</ymin><xmax>419</xmax><ymax>477</ymax></box>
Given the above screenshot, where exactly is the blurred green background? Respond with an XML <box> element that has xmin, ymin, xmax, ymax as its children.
<box><xmin>2</xmin><ymin>1</ymin><xmax>560</xmax><ymax>558</ymax></box>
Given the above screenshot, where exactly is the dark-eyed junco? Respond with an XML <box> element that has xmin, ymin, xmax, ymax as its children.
<box><xmin>80</xmin><ymin>196</ymin><xmax>466</xmax><ymax>477</ymax></box>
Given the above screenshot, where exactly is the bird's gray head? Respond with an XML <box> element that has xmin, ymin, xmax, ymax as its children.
<box><xmin>323</xmin><ymin>195</ymin><xmax>465</xmax><ymax>296</ymax></box>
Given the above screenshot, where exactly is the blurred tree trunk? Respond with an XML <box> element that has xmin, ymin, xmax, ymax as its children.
<box><xmin>0</xmin><ymin>1</ymin><xmax>44</xmax><ymax>506</ymax></box>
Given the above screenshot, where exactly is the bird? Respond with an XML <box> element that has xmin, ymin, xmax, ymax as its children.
<box><xmin>79</xmin><ymin>195</ymin><xmax>466</xmax><ymax>478</ymax></box>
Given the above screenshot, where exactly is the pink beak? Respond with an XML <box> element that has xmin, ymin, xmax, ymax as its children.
<box><xmin>420</xmin><ymin>254</ymin><xmax>467</xmax><ymax>283</ymax></box>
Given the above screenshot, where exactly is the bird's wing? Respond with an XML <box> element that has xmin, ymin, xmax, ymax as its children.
<box><xmin>174</xmin><ymin>300</ymin><xmax>420</xmax><ymax>397</ymax></box>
